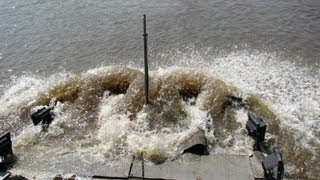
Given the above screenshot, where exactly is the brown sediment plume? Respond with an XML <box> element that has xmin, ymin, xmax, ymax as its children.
<box><xmin>159</xmin><ymin>68</ymin><xmax>230</xmax><ymax>116</ymax></box>
<box><xmin>145</xmin><ymin>85</ymin><xmax>187</xmax><ymax>130</ymax></box>
<box><xmin>198</xmin><ymin>79</ymin><xmax>231</xmax><ymax>118</ymax></box>
<box><xmin>156</xmin><ymin>68</ymin><xmax>245</xmax><ymax>145</ymax></box>
<box><xmin>37</xmin><ymin>76</ymin><xmax>83</xmax><ymax>105</ymax></box>
<box><xmin>163</xmin><ymin>69</ymin><xmax>208</xmax><ymax>93</ymax></box>
<box><xmin>31</xmin><ymin>67</ymin><xmax>242</xmax><ymax>129</ymax></box>
<box><xmin>117</xmin><ymin>74</ymin><xmax>161</xmax><ymax>118</ymax></box>
<box><xmin>38</xmin><ymin>67</ymin><xmax>140</xmax><ymax>102</ymax></box>
<box><xmin>36</xmin><ymin>67</ymin><xmax>141</xmax><ymax>111</ymax></box>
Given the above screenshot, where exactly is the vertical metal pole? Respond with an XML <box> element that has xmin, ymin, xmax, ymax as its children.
<box><xmin>143</xmin><ymin>14</ymin><xmax>149</xmax><ymax>105</ymax></box>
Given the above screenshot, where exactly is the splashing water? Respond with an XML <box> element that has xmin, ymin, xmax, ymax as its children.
<box><xmin>0</xmin><ymin>50</ymin><xmax>319</xmax><ymax>179</ymax></box>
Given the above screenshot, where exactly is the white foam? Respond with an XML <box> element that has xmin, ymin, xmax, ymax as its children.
<box><xmin>208</xmin><ymin>51</ymin><xmax>320</xmax><ymax>147</ymax></box>
<box><xmin>1</xmin><ymin>49</ymin><xmax>319</xmax><ymax>178</ymax></box>
<box><xmin>13</xmin><ymin>125</ymin><xmax>41</xmax><ymax>149</ymax></box>
<box><xmin>159</xmin><ymin>49</ymin><xmax>320</xmax><ymax>148</ymax></box>
<box><xmin>155</xmin><ymin>49</ymin><xmax>319</xmax><ymax>151</ymax></box>
<box><xmin>0</xmin><ymin>76</ymin><xmax>44</xmax><ymax>116</ymax></box>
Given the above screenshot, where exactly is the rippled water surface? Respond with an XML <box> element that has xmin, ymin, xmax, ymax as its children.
<box><xmin>0</xmin><ymin>0</ymin><xmax>319</xmax><ymax>179</ymax></box>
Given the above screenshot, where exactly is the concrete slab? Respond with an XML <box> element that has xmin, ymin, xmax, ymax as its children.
<box><xmin>50</xmin><ymin>154</ymin><xmax>131</xmax><ymax>178</ymax></box>
<box><xmin>12</xmin><ymin>154</ymin><xmax>264</xmax><ymax>179</ymax></box>
<box><xmin>144</xmin><ymin>154</ymin><xmax>255</xmax><ymax>180</ymax></box>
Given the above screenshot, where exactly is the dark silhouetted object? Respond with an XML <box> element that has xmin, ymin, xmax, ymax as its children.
<box><xmin>0</xmin><ymin>132</ymin><xmax>12</xmax><ymax>158</ymax></box>
<box><xmin>179</xmin><ymin>91</ymin><xmax>199</xmax><ymax>105</ymax></box>
<box><xmin>262</xmin><ymin>146</ymin><xmax>284</xmax><ymax>180</ymax></box>
<box><xmin>246</xmin><ymin>113</ymin><xmax>266</xmax><ymax>144</ymax></box>
<box><xmin>31</xmin><ymin>107</ymin><xmax>54</xmax><ymax>126</ymax></box>
<box><xmin>225</xmin><ymin>95</ymin><xmax>245</xmax><ymax>108</ymax></box>
<box><xmin>143</xmin><ymin>14</ymin><xmax>149</xmax><ymax>105</ymax></box>
<box><xmin>0</xmin><ymin>132</ymin><xmax>14</xmax><ymax>171</ymax></box>
<box><xmin>183</xmin><ymin>144</ymin><xmax>209</xmax><ymax>155</ymax></box>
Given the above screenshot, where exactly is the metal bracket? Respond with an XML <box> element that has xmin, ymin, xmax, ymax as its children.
<box><xmin>262</xmin><ymin>146</ymin><xmax>284</xmax><ymax>180</ymax></box>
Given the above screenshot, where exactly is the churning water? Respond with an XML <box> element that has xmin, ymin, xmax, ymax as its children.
<box><xmin>0</xmin><ymin>0</ymin><xmax>319</xmax><ymax>179</ymax></box>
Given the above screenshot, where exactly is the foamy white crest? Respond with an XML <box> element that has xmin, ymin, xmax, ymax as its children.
<box><xmin>127</xmin><ymin>132</ymin><xmax>177</xmax><ymax>160</ymax></box>
<box><xmin>85</xmin><ymin>66</ymin><xmax>116</xmax><ymax>76</ymax></box>
<box><xmin>0</xmin><ymin>72</ymin><xmax>72</xmax><ymax>115</ymax></box>
<box><xmin>96</xmin><ymin>93</ymin><xmax>132</xmax><ymax>155</ymax></box>
<box><xmin>97</xmin><ymin>93</ymin><xmax>125</xmax><ymax>126</ymax></box>
<box><xmin>208</xmin><ymin>50</ymin><xmax>320</xmax><ymax>148</ymax></box>
<box><xmin>0</xmin><ymin>76</ymin><xmax>44</xmax><ymax>116</ymax></box>
<box><xmin>13</xmin><ymin>125</ymin><xmax>41</xmax><ymax>149</ymax></box>
<box><xmin>162</xmin><ymin>49</ymin><xmax>319</xmax><ymax>149</ymax></box>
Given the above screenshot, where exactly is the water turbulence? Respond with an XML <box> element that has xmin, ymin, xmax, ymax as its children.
<box><xmin>0</xmin><ymin>65</ymin><xmax>318</xmax><ymax>178</ymax></box>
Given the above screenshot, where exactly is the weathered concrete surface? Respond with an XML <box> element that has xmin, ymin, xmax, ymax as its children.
<box><xmin>142</xmin><ymin>154</ymin><xmax>255</xmax><ymax>180</ymax></box>
<box><xmin>59</xmin><ymin>154</ymin><xmax>258</xmax><ymax>179</ymax></box>
<box><xmin>11</xmin><ymin>154</ymin><xmax>263</xmax><ymax>179</ymax></box>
